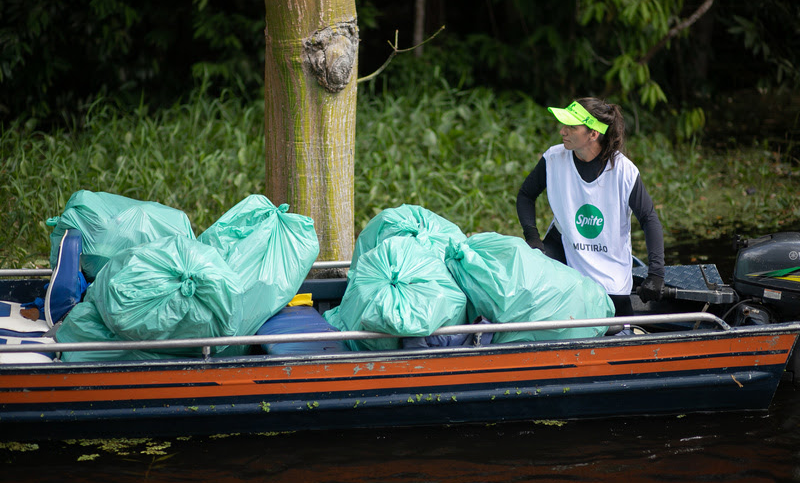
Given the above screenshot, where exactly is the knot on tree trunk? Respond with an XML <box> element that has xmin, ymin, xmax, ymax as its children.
<box><xmin>304</xmin><ymin>18</ymin><xmax>359</xmax><ymax>93</ymax></box>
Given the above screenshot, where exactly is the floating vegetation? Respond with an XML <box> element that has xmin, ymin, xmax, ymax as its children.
<box><xmin>64</xmin><ymin>438</ymin><xmax>177</xmax><ymax>458</ymax></box>
<box><xmin>259</xmin><ymin>401</ymin><xmax>271</xmax><ymax>412</ymax></box>
<box><xmin>74</xmin><ymin>438</ymin><xmax>151</xmax><ymax>456</ymax></box>
<box><xmin>534</xmin><ymin>420</ymin><xmax>567</xmax><ymax>427</ymax></box>
<box><xmin>0</xmin><ymin>442</ymin><xmax>39</xmax><ymax>452</ymax></box>
<box><xmin>209</xmin><ymin>433</ymin><xmax>240</xmax><ymax>439</ymax></box>
<box><xmin>141</xmin><ymin>441</ymin><xmax>172</xmax><ymax>455</ymax></box>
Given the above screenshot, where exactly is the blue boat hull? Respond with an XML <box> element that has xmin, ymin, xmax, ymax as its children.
<box><xmin>1</xmin><ymin>278</ymin><xmax>799</xmax><ymax>441</ymax></box>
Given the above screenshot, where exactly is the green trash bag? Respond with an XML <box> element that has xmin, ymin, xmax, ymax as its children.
<box><xmin>324</xmin><ymin>236</ymin><xmax>467</xmax><ymax>351</ymax></box>
<box><xmin>56</xmin><ymin>299</ymin><xmax>186</xmax><ymax>362</ymax></box>
<box><xmin>47</xmin><ymin>190</ymin><xmax>195</xmax><ymax>280</ymax></box>
<box><xmin>198</xmin><ymin>195</ymin><xmax>319</xmax><ymax>337</ymax></box>
<box><xmin>444</xmin><ymin>232</ymin><xmax>613</xmax><ymax>343</ymax></box>
<box><xmin>350</xmin><ymin>204</ymin><xmax>466</xmax><ymax>276</ymax></box>
<box><xmin>58</xmin><ymin>234</ymin><xmax>244</xmax><ymax>360</ymax></box>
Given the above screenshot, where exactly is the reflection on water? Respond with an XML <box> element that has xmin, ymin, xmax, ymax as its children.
<box><xmin>665</xmin><ymin>238</ymin><xmax>739</xmax><ymax>284</ymax></box>
<box><xmin>3</xmin><ymin>384</ymin><xmax>800</xmax><ymax>482</ymax></box>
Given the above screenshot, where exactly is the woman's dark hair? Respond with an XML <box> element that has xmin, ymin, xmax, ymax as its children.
<box><xmin>577</xmin><ymin>97</ymin><xmax>625</xmax><ymax>166</ymax></box>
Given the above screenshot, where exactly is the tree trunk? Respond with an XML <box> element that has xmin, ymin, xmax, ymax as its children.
<box><xmin>263</xmin><ymin>1</ymin><xmax>358</xmax><ymax>274</ymax></box>
<box><xmin>414</xmin><ymin>0</ymin><xmax>426</xmax><ymax>58</ymax></box>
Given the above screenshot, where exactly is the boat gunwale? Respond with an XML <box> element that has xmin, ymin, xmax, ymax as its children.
<box><xmin>0</xmin><ymin>311</ymin><xmax>738</xmax><ymax>355</ymax></box>
<box><xmin>1</xmin><ymin>319</ymin><xmax>798</xmax><ymax>374</ymax></box>
<box><xmin>2</xmin><ymin>272</ymin><xmax>800</xmax><ymax>374</ymax></box>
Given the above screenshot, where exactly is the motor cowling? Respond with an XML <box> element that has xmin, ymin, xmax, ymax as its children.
<box><xmin>732</xmin><ymin>232</ymin><xmax>800</xmax><ymax>322</ymax></box>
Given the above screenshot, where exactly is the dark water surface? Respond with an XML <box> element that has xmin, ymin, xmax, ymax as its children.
<box><xmin>2</xmin><ymin>383</ymin><xmax>800</xmax><ymax>482</ymax></box>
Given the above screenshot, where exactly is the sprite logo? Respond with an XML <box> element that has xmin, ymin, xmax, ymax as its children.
<box><xmin>574</xmin><ymin>204</ymin><xmax>604</xmax><ymax>239</ymax></box>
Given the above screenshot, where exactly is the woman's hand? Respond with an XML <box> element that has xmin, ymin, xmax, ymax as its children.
<box><xmin>639</xmin><ymin>274</ymin><xmax>664</xmax><ymax>303</ymax></box>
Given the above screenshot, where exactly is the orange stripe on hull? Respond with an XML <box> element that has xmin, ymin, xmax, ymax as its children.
<box><xmin>1</xmin><ymin>334</ymin><xmax>795</xmax><ymax>405</ymax></box>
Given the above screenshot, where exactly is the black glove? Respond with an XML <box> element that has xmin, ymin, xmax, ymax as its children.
<box><xmin>639</xmin><ymin>275</ymin><xmax>664</xmax><ymax>303</ymax></box>
<box><xmin>523</xmin><ymin>226</ymin><xmax>544</xmax><ymax>251</ymax></box>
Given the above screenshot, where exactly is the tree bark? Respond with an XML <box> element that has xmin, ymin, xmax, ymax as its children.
<box><xmin>264</xmin><ymin>0</ymin><xmax>358</xmax><ymax>273</ymax></box>
<box><xmin>414</xmin><ymin>0</ymin><xmax>426</xmax><ymax>58</ymax></box>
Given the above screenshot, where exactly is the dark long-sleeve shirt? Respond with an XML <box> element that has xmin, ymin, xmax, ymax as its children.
<box><xmin>516</xmin><ymin>153</ymin><xmax>665</xmax><ymax>279</ymax></box>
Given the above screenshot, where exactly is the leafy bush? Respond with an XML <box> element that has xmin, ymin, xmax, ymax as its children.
<box><xmin>3</xmin><ymin>76</ymin><xmax>798</xmax><ymax>269</ymax></box>
<box><xmin>0</xmin><ymin>0</ymin><xmax>264</xmax><ymax>126</ymax></box>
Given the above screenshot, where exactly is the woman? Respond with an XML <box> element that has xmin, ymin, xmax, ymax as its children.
<box><xmin>516</xmin><ymin>98</ymin><xmax>665</xmax><ymax>316</ymax></box>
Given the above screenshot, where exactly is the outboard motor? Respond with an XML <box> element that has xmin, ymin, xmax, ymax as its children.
<box><xmin>732</xmin><ymin>232</ymin><xmax>800</xmax><ymax>323</ymax></box>
<box><xmin>731</xmin><ymin>303</ymin><xmax>771</xmax><ymax>326</ymax></box>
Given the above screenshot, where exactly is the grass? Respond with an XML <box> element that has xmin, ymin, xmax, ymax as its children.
<box><xmin>1</xmin><ymin>90</ymin><xmax>266</xmax><ymax>267</ymax></box>
<box><xmin>354</xmin><ymin>83</ymin><xmax>557</xmax><ymax>236</ymax></box>
<box><xmin>2</xmin><ymin>79</ymin><xmax>799</xmax><ymax>268</ymax></box>
<box><xmin>631</xmin><ymin>135</ymin><xmax>800</xmax><ymax>242</ymax></box>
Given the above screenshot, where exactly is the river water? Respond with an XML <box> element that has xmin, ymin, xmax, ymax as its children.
<box><xmin>4</xmin><ymin>244</ymin><xmax>800</xmax><ymax>482</ymax></box>
<box><xmin>2</xmin><ymin>383</ymin><xmax>800</xmax><ymax>482</ymax></box>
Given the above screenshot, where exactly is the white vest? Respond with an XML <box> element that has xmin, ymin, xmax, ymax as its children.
<box><xmin>544</xmin><ymin>144</ymin><xmax>638</xmax><ymax>295</ymax></box>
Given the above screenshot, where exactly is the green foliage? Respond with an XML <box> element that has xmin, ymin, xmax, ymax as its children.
<box><xmin>354</xmin><ymin>0</ymin><xmax>381</xmax><ymax>31</ymax></box>
<box><xmin>369</xmin><ymin>0</ymin><xmax>686</xmax><ymax>105</ymax></box>
<box><xmin>0</xmin><ymin>1</ymin><xmax>264</xmax><ymax>125</ymax></box>
<box><xmin>0</xmin><ymin>86</ymin><xmax>265</xmax><ymax>267</ymax></box>
<box><xmin>724</xmin><ymin>3</ymin><xmax>800</xmax><ymax>92</ymax></box>
<box><xmin>190</xmin><ymin>0</ymin><xmax>265</xmax><ymax>91</ymax></box>
<box><xmin>579</xmin><ymin>0</ymin><xmax>682</xmax><ymax>108</ymax></box>
<box><xmin>629</xmin><ymin>134</ymin><xmax>799</xmax><ymax>244</ymax></box>
<box><xmin>356</xmin><ymin>72</ymin><xmax>557</xmax><ymax>236</ymax></box>
<box><xmin>4</xmin><ymin>79</ymin><xmax>797</xmax><ymax>268</ymax></box>
<box><xmin>674</xmin><ymin>107</ymin><xmax>706</xmax><ymax>142</ymax></box>
<box><xmin>3</xmin><ymin>0</ymin><xmax>800</xmax><ymax>147</ymax></box>
<box><xmin>365</xmin><ymin>0</ymin><xmax>798</xmax><ymax>148</ymax></box>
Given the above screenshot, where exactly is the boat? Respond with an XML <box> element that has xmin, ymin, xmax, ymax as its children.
<box><xmin>1</xmin><ymin>232</ymin><xmax>799</xmax><ymax>442</ymax></box>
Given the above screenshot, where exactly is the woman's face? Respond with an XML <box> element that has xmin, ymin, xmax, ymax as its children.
<box><xmin>559</xmin><ymin>124</ymin><xmax>597</xmax><ymax>153</ymax></box>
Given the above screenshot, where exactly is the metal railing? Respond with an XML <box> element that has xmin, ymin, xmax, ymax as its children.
<box><xmin>0</xmin><ymin>260</ymin><xmax>353</xmax><ymax>278</ymax></box>
<box><xmin>0</xmin><ymin>312</ymin><xmax>733</xmax><ymax>355</ymax></box>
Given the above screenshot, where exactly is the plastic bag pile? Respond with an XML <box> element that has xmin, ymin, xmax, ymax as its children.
<box><xmin>324</xmin><ymin>204</ymin><xmax>614</xmax><ymax>350</ymax></box>
<box><xmin>197</xmin><ymin>195</ymin><xmax>319</xmax><ymax>340</ymax></box>
<box><xmin>349</xmin><ymin>204</ymin><xmax>467</xmax><ymax>276</ymax></box>
<box><xmin>324</xmin><ymin>235</ymin><xmax>467</xmax><ymax>351</ymax></box>
<box><xmin>54</xmin><ymin>192</ymin><xmax>319</xmax><ymax>362</ymax></box>
<box><xmin>444</xmin><ymin>232</ymin><xmax>611</xmax><ymax>343</ymax></box>
<box><xmin>50</xmin><ymin>192</ymin><xmax>616</xmax><ymax>359</ymax></box>
<box><xmin>46</xmin><ymin>191</ymin><xmax>196</xmax><ymax>280</ymax></box>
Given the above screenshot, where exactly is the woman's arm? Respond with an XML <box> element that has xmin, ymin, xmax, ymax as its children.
<box><xmin>629</xmin><ymin>175</ymin><xmax>666</xmax><ymax>302</ymax></box>
<box><xmin>516</xmin><ymin>156</ymin><xmax>547</xmax><ymax>248</ymax></box>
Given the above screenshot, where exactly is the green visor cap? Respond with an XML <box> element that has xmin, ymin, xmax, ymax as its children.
<box><xmin>548</xmin><ymin>101</ymin><xmax>609</xmax><ymax>135</ymax></box>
